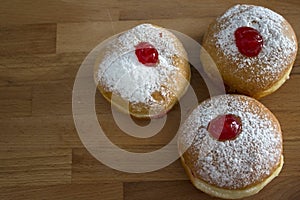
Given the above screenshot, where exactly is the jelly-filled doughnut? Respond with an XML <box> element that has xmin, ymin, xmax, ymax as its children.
<box><xmin>202</xmin><ymin>4</ymin><xmax>298</xmax><ymax>98</ymax></box>
<box><xmin>178</xmin><ymin>94</ymin><xmax>283</xmax><ymax>199</ymax></box>
<box><xmin>94</xmin><ymin>24</ymin><xmax>190</xmax><ymax>118</ymax></box>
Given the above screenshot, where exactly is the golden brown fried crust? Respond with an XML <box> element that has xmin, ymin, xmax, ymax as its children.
<box><xmin>180</xmin><ymin>155</ymin><xmax>284</xmax><ymax>199</ymax></box>
<box><xmin>94</xmin><ymin>25</ymin><xmax>190</xmax><ymax>118</ymax></box>
<box><xmin>178</xmin><ymin>95</ymin><xmax>283</xmax><ymax>190</ymax></box>
<box><xmin>201</xmin><ymin>13</ymin><xmax>297</xmax><ymax>99</ymax></box>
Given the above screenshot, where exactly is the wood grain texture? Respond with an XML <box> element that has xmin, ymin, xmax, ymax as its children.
<box><xmin>0</xmin><ymin>0</ymin><xmax>119</xmax><ymax>25</ymax></box>
<box><xmin>0</xmin><ymin>86</ymin><xmax>32</xmax><ymax>118</ymax></box>
<box><xmin>0</xmin><ymin>116</ymin><xmax>80</xmax><ymax>150</ymax></box>
<box><xmin>0</xmin><ymin>24</ymin><xmax>56</xmax><ymax>55</ymax></box>
<box><xmin>72</xmin><ymin>148</ymin><xmax>188</xmax><ymax>183</ymax></box>
<box><xmin>0</xmin><ymin>53</ymin><xmax>85</xmax><ymax>86</ymax></box>
<box><xmin>0</xmin><ymin>183</ymin><xmax>122</xmax><ymax>200</ymax></box>
<box><xmin>0</xmin><ymin>149</ymin><xmax>71</xmax><ymax>187</ymax></box>
<box><xmin>0</xmin><ymin>0</ymin><xmax>300</xmax><ymax>200</ymax></box>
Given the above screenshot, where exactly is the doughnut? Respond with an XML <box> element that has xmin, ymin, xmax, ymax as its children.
<box><xmin>201</xmin><ymin>4</ymin><xmax>298</xmax><ymax>99</ymax></box>
<box><xmin>178</xmin><ymin>94</ymin><xmax>283</xmax><ymax>199</ymax></box>
<box><xmin>94</xmin><ymin>23</ymin><xmax>190</xmax><ymax>118</ymax></box>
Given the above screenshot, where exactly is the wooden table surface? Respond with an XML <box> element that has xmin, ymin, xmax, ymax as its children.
<box><xmin>1</xmin><ymin>1</ymin><xmax>300</xmax><ymax>199</ymax></box>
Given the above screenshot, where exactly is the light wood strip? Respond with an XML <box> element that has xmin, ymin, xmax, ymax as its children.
<box><xmin>0</xmin><ymin>183</ymin><xmax>122</xmax><ymax>200</ymax></box>
<box><xmin>0</xmin><ymin>53</ymin><xmax>85</xmax><ymax>87</ymax></box>
<box><xmin>71</xmin><ymin>147</ymin><xmax>188</xmax><ymax>183</ymax></box>
<box><xmin>0</xmin><ymin>149</ymin><xmax>71</xmax><ymax>187</ymax></box>
<box><xmin>0</xmin><ymin>0</ymin><xmax>119</xmax><ymax>25</ymax></box>
<box><xmin>0</xmin><ymin>116</ymin><xmax>79</xmax><ymax>150</ymax></box>
<box><xmin>0</xmin><ymin>86</ymin><xmax>32</xmax><ymax>118</ymax></box>
<box><xmin>0</xmin><ymin>24</ymin><xmax>56</xmax><ymax>55</ymax></box>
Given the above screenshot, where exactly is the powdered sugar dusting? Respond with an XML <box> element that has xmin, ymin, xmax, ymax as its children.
<box><xmin>179</xmin><ymin>95</ymin><xmax>282</xmax><ymax>189</ymax></box>
<box><xmin>214</xmin><ymin>4</ymin><xmax>297</xmax><ymax>84</ymax></box>
<box><xmin>96</xmin><ymin>24</ymin><xmax>185</xmax><ymax>104</ymax></box>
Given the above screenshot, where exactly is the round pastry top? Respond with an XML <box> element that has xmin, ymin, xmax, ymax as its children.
<box><xmin>178</xmin><ymin>94</ymin><xmax>283</xmax><ymax>189</ymax></box>
<box><xmin>95</xmin><ymin>23</ymin><xmax>188</xmax><ymax>104</ymax></box>
<box><xmin>209</xmin><ymin>4</ymin><xmax>297</xmax><ymax>88</ymax></box>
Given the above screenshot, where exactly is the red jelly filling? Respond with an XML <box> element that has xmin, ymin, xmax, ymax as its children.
<box><xmin>135</xmin><ymin>42</ymin><xmax>159</xmax><ymax>66</ymax></box>
<box><xmin>207</xmin><ymin>114</ymin><xmax>242</xmax><ymax>141</ymax></box>
<box><xmin>234</xmin><ymin>27</ymin><xmax>263</xmax><ymax>57</ymax></box>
